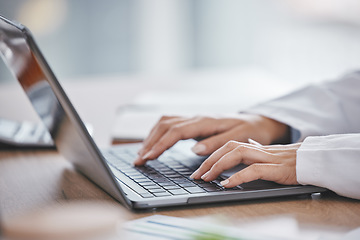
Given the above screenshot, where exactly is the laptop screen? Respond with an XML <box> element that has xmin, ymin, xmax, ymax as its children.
<box><xmin>0</xmin><ymin>15</ymin><xmax>129</xmax><ymax>207</ymax></box>
<box><xmin>0</xmin><ymin>17</ymin><xmax>62</xmax><ymax>138</ymax></box>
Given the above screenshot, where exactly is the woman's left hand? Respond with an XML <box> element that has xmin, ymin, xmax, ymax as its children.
<box><xmin>190</xmin><ymin>141</ymin><xmax>301</xmax><ymax>187</ymax></box>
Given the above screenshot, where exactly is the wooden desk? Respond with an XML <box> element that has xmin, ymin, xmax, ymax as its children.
<box><xmin>1</xmin><ymin>149</ymin><xmax>360</xmax><ymax>236</ymax></box>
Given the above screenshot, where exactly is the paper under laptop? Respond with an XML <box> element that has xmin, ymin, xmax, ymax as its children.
<box><xmin>112</xmin><ymin>92</ymin><xmax>245</xmax><ymax>142</ymax></box>
<box><xmin>0</xmin><ymin>15</ymin><xmax>327</xmax><ymax>209</ymax></box>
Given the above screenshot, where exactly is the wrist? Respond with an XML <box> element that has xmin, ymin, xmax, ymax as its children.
<box><xmin>261</xmin><ymin>116</ymin><xmax>290</xmax><ymax>144</ymax></box>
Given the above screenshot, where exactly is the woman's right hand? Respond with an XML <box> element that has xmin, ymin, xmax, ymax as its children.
<box><xmin>134</xmin><ymin>113</ymin><xmax>289</xmax><ymax>166</ymax></box>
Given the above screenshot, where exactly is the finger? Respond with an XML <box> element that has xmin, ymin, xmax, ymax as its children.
<box><xmin>190</xmin><ymin>140</ymin><xmax>241</xmax><ymax>179</ymax></box>
<box><xmin>135</xmin><ymin>117</ymin><xmax>185</xmax><ymax>165</ymax></box>
<box><xmin>139</xmin><ymin>118</ymin><xmax>219</xmax><ymax>162</ymax></box>
<box><xmin>248</xmin><ymin>138</ymin><xmax>263</xmax><ymax>147</ymax></box>
<box><xmin>142</xmin><ymin>116</ymin><xmax>245</xmax><ymax>157</ymax></box>
<box><xmin>260</xmin><ymin>143</ymin><xmax>300</xmax><ymax>149</ymax></box>
<box><xmin>220</xmin><ymin>163</ymin><xmax>298</xmax><ymax>188</ymax></box>
<box><xmin>143</xmin><ymin>116</ymin><xmax>184</xmax><ymax>146</ymax></box>
<box><xmin>137</xmin><ymin>116</ymin><xmax>238</xmax><ymax>165</ymax></box>
<box><xmin>192</xmin><ymin>126</ymin><xmax>252</xmax><ymax>156</ymax></box>
<box><xmin>201</xmin><ymin>145</ymin><xmax>275</xmax><ymax>182</ymax></box>
<box><xmin>135</xmin><ymin>118</ymin><xmax>212</xmax><ymax>165</ymax></box>
<box><xmin>238</xmin><ymin>140</ymin><xmax>301</xmax><ymax>155</ymax></box>
<box><xmin>139</xmin><ymin>116</ymin><xmax>212</xmax><ymax>158</ymax></box>
<box><xmin>220</xmin><ymin>164</ymin><xmax>277</xmax><ymax>188</ymax></box>
<box><xmin>139</xmin><ymin>116</ymin><xmax>185</xmax><ymax>156</ymax></box>
<box><xmin>253</xmin><ymin>143</ymin><xmax>300</xmax><ymax>154</ymax></box>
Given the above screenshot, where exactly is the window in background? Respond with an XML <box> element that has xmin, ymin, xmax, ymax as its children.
<box><xmin>1</xmin><ymin>0</ymin><xmax>360</xmax><ymax>85</ymax></box>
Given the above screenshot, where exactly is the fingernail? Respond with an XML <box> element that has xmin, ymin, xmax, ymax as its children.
<box><xmin>189</xmin><ymin>169</ymin><xmax>200</xmax><ymax>179</ymax></box>
<box><xmin>220</xmin><ymin>179</ymin><xmax>229</xmax><ymax>187</ymax></box>
<box><xmin>201</xmin><ymin>171</ymin><xmax>210</xmax><ymax>181</ymax></box>
<box><xmin>191</xmin><ymin>144</ymin><xmax>206</xmax><ymax>155</ymax></box>
<box><xmin>142</xmin><ymin>150</ymin><xmax>154</xmax><ymax>160</ymax></box>
<box><xmin>133</xmin><ymin>157</ymin><xmax>143</xmax><ymax>166</ymax></box>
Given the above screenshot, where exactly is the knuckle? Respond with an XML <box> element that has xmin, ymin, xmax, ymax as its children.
<box><xmin>159</xmin><ymin>115</ymin><xmax>176</xmax><ymax>121</ymax></box>
<box><xmin>193</xmin><ymin>115</ymin><xmax>204</xmax><ymax>120</ymax></box>
<box><xmin>159</xmin><ymin>115</ymin><xmax>169</xmax><ymax>121</ymax></box>
<box><xmin>157</xmin><ymin>121</ymin><xmax>172</xmax><ymax>131</ymax></box>
<box><xmin>235</xmin><ymin>145</ymin><xmax>247</xmax><ymax>154</ymax></box>
<box><xmin>230</xmin><ymin>173</ymin><xmax>242</xmax><ymax>182</ymax></box>
<box><xmin>224</xmin><ymin>140</ymin><xmax>238</xmax><ymax>150</ymax></box>
<box><xmin>168</xmin><ymin>125</ymin><xmax>183</xmax><ymax>136</ymax></box>
<box><xmin>153</xmin><ymin>141</ymin><xmax>167</xmax><ymax>153</ymax></box>
<box><xmin>211</xmin><ymin>161</ymin><xmax>224</xmax><ymax>172</ymax></box>
<box><xmin>227</xmin><ymin>174</ymin><xmax>243</xmax><ymax>187</ymax></box>
<box><xmin>201</xmin><ymin>116</ymin><xmax>212</xmax><ymax>121</ymax></box>
<box><xmin>201</xmin><ymin>160</ymin><xmax>213</xmax><ymax>169</ymax></box>
<box><xmin>194</xmin><ymin>115</ymin><xmax>214</xmax><ymax>123</ymax></box>
<box><xmin>192</xmin><ymin>115</ymin><xmax>202</xmax><ymax>121</ymax></box>
<box><xmin>248</xmin><ymin>164</ymin><xmax>263</xmax><ymax>178</ymax></box>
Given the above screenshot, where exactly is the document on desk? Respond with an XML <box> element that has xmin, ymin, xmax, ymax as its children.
<box><xmin>124</xmin><ymin>215</ymin><xmax>291</xmax><ymax>240</ymax></box>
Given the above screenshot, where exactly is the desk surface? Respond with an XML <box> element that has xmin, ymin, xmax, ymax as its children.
<box><xmin>1</xmin><ymin>72</ymin><xmax>359</xmax><ymax>237</ymax></box>
<box><xmin>1</xmin><ymin>149</ymin><xmax>360</xmax><ymax>236</ymax></box>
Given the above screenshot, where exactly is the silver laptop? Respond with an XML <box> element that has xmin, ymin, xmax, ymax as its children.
<box><xmin>0</xmin><ymin>15</ymin><xmax>326</xmax><ymax>209</ymax></box>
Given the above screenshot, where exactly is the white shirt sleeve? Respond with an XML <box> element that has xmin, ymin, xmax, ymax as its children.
<box><xmin>246</xmin><ymin>71</ymin><xmax>360</xmax><ymax>142</ymax></box>
<box><xmin>297</xmin><ymin>134</ymin><xmax>360</xmax><ymax>200</ymax></box>
<box><xmin>245</xmin><ymin>71</ymin><xmax>360</xmax><ymax>199</ymax></box>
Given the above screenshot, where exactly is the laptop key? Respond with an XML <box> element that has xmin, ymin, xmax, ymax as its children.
<box><xmin>109</xmin><ymin>165</ymin><xmax>149</xmax><ymax>194</ymax></box>
<box><xmin>144</xmin><ymin>185</ymin><xmax>162</xmax><ymax>190</ymax></box>
<box><xmin>170</xmin><ymin>177</ymin><xmax>187</xmax><ymax>182</ymax></box>
<box><xmin>211</xmin><ymin>179</ymin><xmax>225</xmax><ymax>187</ymax></box>
<box><xmin>140</xmin><ymin>193</ymin><xmax>154</xmax><ymax>198</ymax></box>
<box><xmin>153</xmin><ymin>178</ymin><xmax>172</xmax><ymax>183</ymax></box>
<box><xmin>122</xmin><ymin>168</ymin><xmax>140</xmax><ymax>173</ymax></box>
<box><xmin>169</xmin><ymin>189</ymin><xmax>188</xmax><ymax>195</ymax></box>
<box><xmin>132</xmin><ymin>177</ymin><xmax>149</xmax><ymax>182</ymax></box>
<box><xmin>148</xmin><ymin>188</ymin><xmax>167</xmax><ymax>194</ymax></box>
<box><xmin>195</xmin><ymin>182</ymin><xmax>215</xmax><ymax>188</ymax></box>
<box><xmin>157</xmin><ymin>168</ymin><xmax>174</xmax><ymax>172</ymax></box>
<box><xmin>167</xmin><ymin>174</ymin><xmax>182</xmax><ymax>178</ymax></box>
<box><xmin>178</xmin><ymin>171</ymin><xmax>193</xmax><ymax>175</ymax></box>
<box><xmin>138</xmin><ymin>181</ymin><xmax>156</xmax><ymax>186</ymax></box>
<box><xmin>162</xmin><ymin>185</ymin><xmax>181</xmax><ymax>190</ymax></box>
<box><xmin>153</xmin><ymin>192</ymin><xmax>172</xmax><ymax>197</ymax></box>
<box><xmin>159</xmin><ymin>182</ymin><xmax>177</xmax><ymax>187</ymax></box>
<box><xmin>203</xmin><ymin>186</ymin><xmax>223</xmax><ymax>192</ymax></box>
<box><xmin>177</xmin><ymin>182</ymin><xmax>197</xmax><ymax>188</ymax></box>
<box><xmin>185</xmin><ymin>186</ymin><xmax>206</xmax><ymax>194</ymax></box>
<box><xmin>172</xmin><ymin>179</ymin><xmax>192</xmax><ymax>185</ymax></box>
<box><xmin>146</xmin><ymin>173</ymin><xmax>164</xmax><ymax>179</ymax></box>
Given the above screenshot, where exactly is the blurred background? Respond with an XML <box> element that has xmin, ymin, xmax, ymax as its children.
<box><xmin>1</xmin><ymin>0</ymin><xmax>360</xmax><ymax>85</ymax></box>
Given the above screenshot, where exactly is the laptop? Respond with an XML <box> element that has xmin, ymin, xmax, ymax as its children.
<box><xmin>0</xmin><ymin>15</ymin><xmax>326</xmax><ymax>209</ymax></box>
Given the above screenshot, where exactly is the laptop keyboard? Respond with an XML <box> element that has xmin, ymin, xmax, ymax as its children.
<box><xmin>0</xmin><ymin>118</ymin><xmax>53</xmax><ymax>146</ymax></box>
<box><xmin>103</xmin><ymin>146</ymin><xmax>242</xmax><ymax>198</ymax></box>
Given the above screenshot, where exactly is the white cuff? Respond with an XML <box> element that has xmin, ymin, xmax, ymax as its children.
<box><xmin>296</xmin><ymin>134</ymin><xmax>360</xmax><ymax>200</ymax></box>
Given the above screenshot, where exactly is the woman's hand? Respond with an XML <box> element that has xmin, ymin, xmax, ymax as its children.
<box><xmin>134</xmin><ymin>113</ymin><xmax>289</xmax><ymax>166</ymax></box>
<box><xmin>190</xmin><ymin>141</ymin><xmax>301</xmax><ymax>187</ymax></box>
